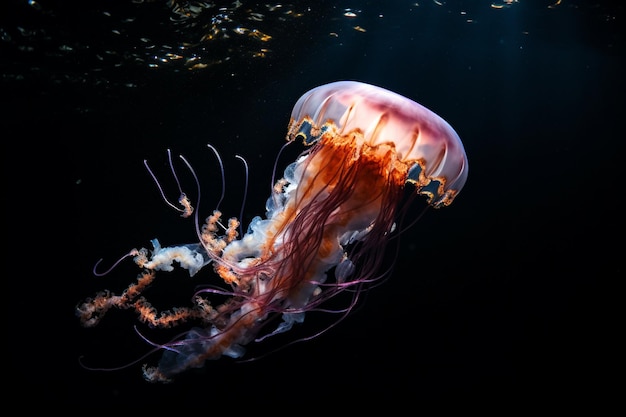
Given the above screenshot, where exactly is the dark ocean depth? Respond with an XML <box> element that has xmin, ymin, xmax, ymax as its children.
<box><xmin>2</xmin><ymin>0</ymin><xmax>623</xmax><ymax>415</ymax></box>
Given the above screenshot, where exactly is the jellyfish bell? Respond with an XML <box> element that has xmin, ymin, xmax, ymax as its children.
<box><xmin>288</xmin><ymin>80</ymin><xmax>468</xmax><ymax>208</ymax></box>
<box><xmin>76</xmin><ymin>81</ymin><xmax>469</xmax><ymax>382</ymax></box>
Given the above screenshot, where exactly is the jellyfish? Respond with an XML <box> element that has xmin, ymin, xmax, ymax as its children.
<box><xmin>76</xmin><ymin>80</ymin><xmax>468</xmax><ymax>382</ymax></box>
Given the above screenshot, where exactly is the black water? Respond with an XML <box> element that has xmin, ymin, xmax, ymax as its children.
<box><xmin>3</xmin><ymin>0</ymin><xmax>623</xmax><ymax>415</ymax></box>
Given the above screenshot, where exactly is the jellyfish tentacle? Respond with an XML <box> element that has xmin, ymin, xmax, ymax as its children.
<box><xmin>206</xmin><ymin>144</ymin><xmax>226</xmax><ymax>211</ymax></box>
<box><xmin>91</xmin><ymin>249</ymin><xmax>139</xmax><ymax>277</ymax></box>
<box><xmin>143</xmin><ymin>158</ymin><xmax>188</xmax><ymax>216</ymax></box>
<box><xmin>235</xmin><ymin>154</ymin><xmax>249</xmax><ymax>236</ymax></box>
<box><xmin>76</xmin><ymin>81</ymin><xmax>468</xmax><ymax>382</ymax></box>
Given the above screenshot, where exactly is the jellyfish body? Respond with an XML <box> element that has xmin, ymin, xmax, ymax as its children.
<box><xmin>76</xmin><ymin>81</ymin><xmax>468</xmax><ymax>382</ymax></box>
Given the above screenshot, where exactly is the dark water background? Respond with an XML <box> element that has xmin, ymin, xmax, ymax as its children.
<box><xmin>3</xmin><ymin>0</ymin><xmax>623</xmax><ymax>415</ymax></box>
